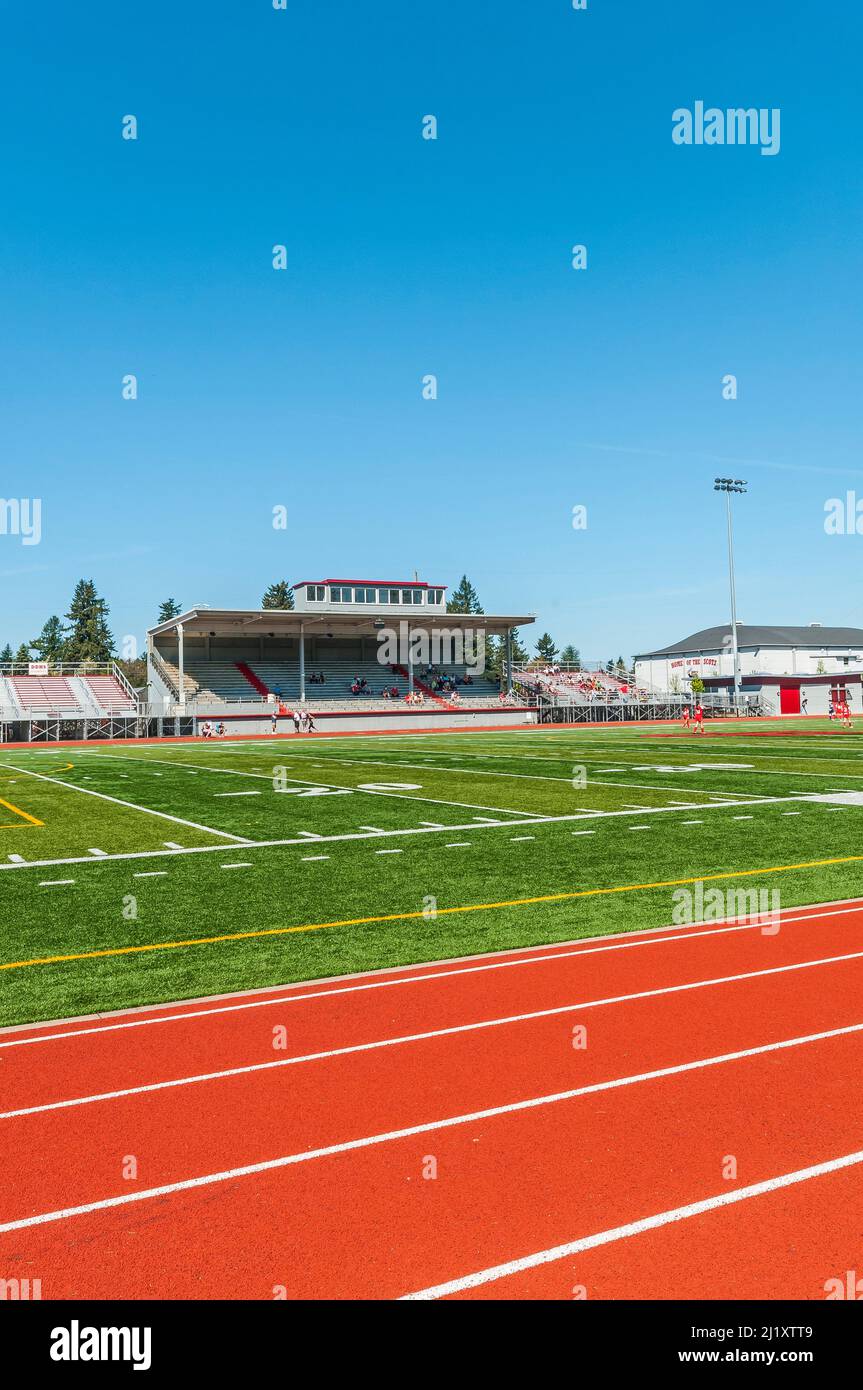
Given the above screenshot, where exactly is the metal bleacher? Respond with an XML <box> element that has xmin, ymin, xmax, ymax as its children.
<box><xmin>167</xmin><ymin>654</ymin><xmax>498</xmax><ymax>709</ymax></box>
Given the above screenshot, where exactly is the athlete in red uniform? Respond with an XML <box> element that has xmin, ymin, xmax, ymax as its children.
<box><xmin>682</xmin><ymin>706</ymin><xmax>690</xmax><ymax>729</ymax></box>
<box><xmin>693</xmin><ymin>702</ymin><xmax>704</xmax><ymax>733</ymax></box>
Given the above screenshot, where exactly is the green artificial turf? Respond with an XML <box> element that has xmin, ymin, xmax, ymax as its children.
<box><xmin>2</xmin><ymin>720</ymin><xmax>863</xmax><ymax>1026</ymax></box>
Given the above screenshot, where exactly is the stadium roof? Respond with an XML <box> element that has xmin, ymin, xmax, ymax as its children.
<box><xmin>293</xmin><ymin>578</ymin><xmax>446</xmax><ymax>590</ymax></box>
<box><xmin>635</xmin><ymin>624</ymin><xmax>863</xmax><ymax>659</ymax></box>
<box><xmin>148</xmin><ymin>607</ymin><xmax>534</xmax><ymax>639</ymax></box>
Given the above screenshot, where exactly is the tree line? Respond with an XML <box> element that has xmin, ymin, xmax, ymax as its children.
<box><xmin>2</xmin><ymin>574</ymin><xmax>622</xmax><ymax>681</ymax></box>
<box><xmin>446</xmin><ymin>575</ymin><xmax>629</xmax><ymax>675</ymax></box>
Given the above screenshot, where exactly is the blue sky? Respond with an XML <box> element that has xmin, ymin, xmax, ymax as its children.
<box><xmin>1</xmin><ymin>1</ymin><xmax>860</xmax><ymax>662</ymax></box>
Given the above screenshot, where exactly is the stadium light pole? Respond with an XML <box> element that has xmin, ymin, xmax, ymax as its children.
<box><xmin>713</xmin><ymin>478</ymin><xmax>747</xmax><ymax>710</ymax></box>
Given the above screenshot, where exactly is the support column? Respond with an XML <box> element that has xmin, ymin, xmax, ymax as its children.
<box><xmin>177</xmin><ymin>623</ymin><xmax>185</xmax><ymax>710</ymax></box>
<box><xmin>506</xmin><ymin>628</ymin><xmax>514</xmax><ymax>695</ymax></box>
<box><xmin>299</xmin><ymin>622</ymin><xmax>306</xmax><ymax>702</ymax></box>
<box><xmin>407</xmin><ymin>628</ymin><xmax>414</xmax><ymax>692</ymax></box>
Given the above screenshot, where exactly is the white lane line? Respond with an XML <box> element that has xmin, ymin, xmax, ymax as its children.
<box><xmin>782</xmin><ymin>812</ymin><xmax>802</xmax><ymax>817</ymax></box>
<box><xmin>214</xmin><ymin>791</ymin><xmax>260</xmax><ymax>798</ymax></box>
<box><xmin>359</xmin><ymin>825</ymin><xmax>386</xmax><ymax>834</ymax></box>
<box><xmin>733</xmin><ymin>815</ymin><xmax>753</xmax><ymax>821</ymax></box>
<box><xmin>40</xmin><ymin>880</ymin><xmax>75</xmax><ymax>887</ymax></box>
<box><xmin>375</xmin><ymin>849</ymin><xmax>403</xmax><ymax>855</ymax></box>
<box><xmin>681</xmin><ymin>820</ymin><xmax>703</xmax><ymax>826</ymax></box>
<box><xmin>510</xmin><ymin>836</ymin><xmax>535</xmax><ymax>842</ymax></box>
<box><xmin>3</xmin><ymin>1020</ymin><xmax>861</xmax><ymax>1232</ymax></box>
<box><xmin>133</xmin><ymin>872</ymin><xmax>167</xmax><ymax>879</ymax></box>
<box><xmin>164</xmin><ymin>841</ymin><xmax>183</xmax><ymax>849</ymax></box>
<box><xmin>88</xmin><ymin>849</ymin><xmax>108</xmax><ymax>857</ymax></box>
<box><xmin>8</xmin><ymin>981</ymin><xmax>863</xmax><ymax>1121</ymax></box>
<box><xmin>0</xmin><ymin>763</ymin><xmax>252</xmax><ymax>844</ymax></box>
<box><xmin>8</xmin><ymin>854</ymin><xmax>26</xmax><ymax>863</ymax></box>
<box><xmin>400</xmin><ymin>1144</ymin><xmax>863</xmax><ymax>1299</ymax></box>
<box><xmin>301</xmin><ymin>855</ymin><xmax>330</xmax><ymax>862</ymax></box>
<box><xmin>571</xmin><ymin>830</ymin><xmax>595</xmax><ymax>836</ymax></box>
<box><xmin>220</xmin><ymin>862</ymin><xmax>252</xmax><ymax>870</ymax></box>
<box><xmin>446</xmin><ymin>842</ymin><xmax>471</xmax><ymax>848</ymax></box>
<box><xmin>628</xmin><ymin>826</ymin><xmax>649</xmax><ymax>832</ymax></box>
<box><xmin>6</xmin><ymin>899</ymin><xmax>862</xmax><ymax>1051</ymax></box>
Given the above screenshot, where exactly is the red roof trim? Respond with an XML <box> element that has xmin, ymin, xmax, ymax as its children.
<box><xmin>293</xmin><ymin>580</ymin><xmax>447</xmax><ymax>590</ymax></box>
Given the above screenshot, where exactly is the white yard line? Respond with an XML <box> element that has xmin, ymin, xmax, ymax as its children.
<box><xmin>82</xmin><ymin>751</ymin><xmax>537</xmax><ymax>821</ymax></box>
<box><xmin>2</xmin><ymin>1018</ymin><xmax>861</xmax><ymax>1235</ymax></box>
<box><xmin>273</xmin><ymin>751</ymin><xmax>749</xmax><ymax>802</ymax></box>
<box><xmin>0</xmin><ymin>763</ymin><xmax>252</xmax><ymax>844</ymax></box>
<box><xmin>0</xmin><ymin>791</ymin><xmax>830</xmax><ymax>874</ymax></box>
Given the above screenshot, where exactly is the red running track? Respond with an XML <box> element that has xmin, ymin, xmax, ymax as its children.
<box><xmin>2</xmin><ymin>899</ymin><xmax>863</xmax><ymax>1300</ymax></box>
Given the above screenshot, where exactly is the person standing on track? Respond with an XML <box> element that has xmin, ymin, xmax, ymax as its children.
<box><xmin>692</xmin><ymin>701</ymin><xmax>705</xmax><ymax>734</ymax></box>
<box><xmin>293</xmin><ymin>708</ymin><xmax>302</xmax><ymax>734</ymax></box>
<box><xmin>682</xmin><ymin>705</ymin><xmax>690</xmax><ymax>731</ymax></box>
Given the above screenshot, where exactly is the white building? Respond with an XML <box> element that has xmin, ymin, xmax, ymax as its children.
<box><xmin>634</xmin><ymin>624</ymin><xmax>863</xmax><ymax>714</ymax></box>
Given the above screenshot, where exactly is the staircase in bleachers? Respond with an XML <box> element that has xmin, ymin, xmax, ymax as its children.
<box><xmin>172</xmin><ymin>653</ymin><xmax>499</xmax><ymax>707</ymax></box>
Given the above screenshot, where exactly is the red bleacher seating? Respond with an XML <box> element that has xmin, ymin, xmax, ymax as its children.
<box><xmin>12</xmin><ymin>676</ymin><xmax>80</xmax><ymax>711</ymax></box>
<box><xmin>83</xmin><ymin>676</ymin><xmax>134</xmax><ymax>712</ymax></box>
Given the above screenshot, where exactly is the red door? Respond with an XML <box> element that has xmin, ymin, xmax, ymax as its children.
<box><xmin>779</xmin><ymin>685</ymin><xmax>801</xmax><ymax>714</ymax></box>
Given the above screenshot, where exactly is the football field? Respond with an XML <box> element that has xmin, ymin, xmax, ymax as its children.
<box><xmin>3</xmin><ymin>720</ymin><xmax>863</xmax><ymax>1028</ymax></box>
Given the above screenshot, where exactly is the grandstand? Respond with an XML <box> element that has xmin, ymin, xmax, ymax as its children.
<box><xmin>146</xmin><ymin>579</ymin><xmax>535</xmax><ymax>734</ymax></box>
<box><xmin>0</xmin><ymin>663</ymin><xmax>139</xmax><ymax>743</ymax></box>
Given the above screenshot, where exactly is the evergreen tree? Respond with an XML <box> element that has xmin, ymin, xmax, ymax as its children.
<box><xmin>157</xmin><ymin>598</ymin><xmax>182</xmax><ymax>623</ymax></box>
<box><xmin>15</xmin><ymin>642</ymin><xmax>31</xmax><ymax>663</ymax></box>
<box><xmin>559</xmin><ymin>644</ymin><xmax>581</xmax><ymax>666</ymax></box>
<box><xmin>63</xmin><ymin>579</ymin><xmax>115</xmax><ymax>663</ymax></box>
<box><xmin>485</xmin><ymin>630</ymin><xmax>530</xmax><ymax>680</ymax></box>
<box><xmin>31</xmin><ymin>615</ymin><xmax>67</xmax><ymax>664</ymax></box>
<box><xmin>262</xmin><ymin>581</ymin><xmax>294</xmax><ymax>610</ymax></box>
<box><xmin>535</xmin><ymin>632</ymin><xmax>558</xmax><ymax>663</ymax></box>
<box><xmin>0</xmin><ymin>643</ymin><xmax>13</xmax><ymax>664</ymax></box>
<box><xmin>446</xmin><ymin>575</ymin><xmax>484</xmax><ymax>614</ymax></box>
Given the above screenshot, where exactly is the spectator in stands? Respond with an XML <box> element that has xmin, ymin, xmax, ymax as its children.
<box><xmin>390</xmin><ymin>685</ymin><xmax>399</xmax><ymax>698</ymax></box>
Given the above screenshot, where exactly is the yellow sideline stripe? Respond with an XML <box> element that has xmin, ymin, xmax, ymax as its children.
<box><xmin>2</xmin><ymin>852</ymin><xmax>862</xmax><ymax>973</ymax></box>
<box><xmin>0</xmin><ymin>798</ymin><xmax>44</xmax><ymax>828</ymax></box>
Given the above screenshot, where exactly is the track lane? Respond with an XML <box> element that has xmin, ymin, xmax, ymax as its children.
<box><xmin>4</xmin><ymin>902</ymin><xmax>863</xmax><ymax>1112</ymax></box>
<box><xmin>3</xmin><ymin>1021</ymin><xmax>863</xmax><ymax>1298</ymax></box>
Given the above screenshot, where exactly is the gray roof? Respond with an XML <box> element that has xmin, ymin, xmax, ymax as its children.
<box><xmin>635</xmin><ymin>624</ymin><xmax>863</xmax><ymax>659</ymax></box>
